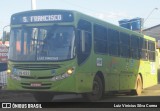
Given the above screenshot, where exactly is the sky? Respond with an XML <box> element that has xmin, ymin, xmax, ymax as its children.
<box><xmin>1</xmin><ymin>0</ymin><xmax>160</xmax><ymax>37</ymax></box>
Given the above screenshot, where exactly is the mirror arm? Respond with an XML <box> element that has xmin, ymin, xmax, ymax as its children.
<box><xmin>2</xmin><ymin>25</ymin><xmax>10</xmax><ymax>44</ymax></box>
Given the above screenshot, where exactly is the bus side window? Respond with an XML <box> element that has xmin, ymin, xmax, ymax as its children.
<box><xmin>120</xmin><ymin>32</ymin><xmax>130</xmax><ymax>58</ymax></box>
<box><xmin>131</xmin><ymin>35</ymin><xmax>139</xmax><ymax>59</ymax></box>
<box><xmin>148</xmin><ymin>41</ymin><xmax>155</xmax><ymax>61</ymax></box>
<box><xmin>139</xmin><ymin>38</ymin><xmax>148</xmax><ymax>60</ymax></box>
<box><xmin>94</xmin><ymin>24</ymin><xmax>108</xmax><ymax>54</ymax></box>
<box><xmin>77</xmin><ymin>19</ymin><xmax>92</xmax><ymax>65</ymax></box>
<box><xmin>108</xmin><ymin>29</ymin><xmax>119</xmax><ymax>56</ymax></box>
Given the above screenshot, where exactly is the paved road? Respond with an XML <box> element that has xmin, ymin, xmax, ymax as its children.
<box><xmin>0</xmin><ymin>84</ymin><xmax>160</xmax><ymax>111</ymax></box>
<box><xmin>0</xmin><ymin>84</ymin><xmax>160</xmax><ymax>102</ymax></box>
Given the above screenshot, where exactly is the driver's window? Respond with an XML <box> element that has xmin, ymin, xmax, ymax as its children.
<box><xmin>77</xmin><ymin>19</ymin><xmax>92</xmax><ymax>65</ymax></box>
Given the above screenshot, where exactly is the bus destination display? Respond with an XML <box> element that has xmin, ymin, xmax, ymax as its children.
<box><xmin>11</xmin><ymin>10</ymin><xmax>74</xmax><ymax>24</ymax></box>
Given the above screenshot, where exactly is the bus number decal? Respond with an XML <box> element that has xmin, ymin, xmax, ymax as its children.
<box><xmin>96</xmin><ymin>58</ymin><xmax>103</xmax><ymax>67</ymax></box>
<box><xmin>151</xmin><ymin>62</ymin><xmax>156</xmax><ymax>75</ymax></box>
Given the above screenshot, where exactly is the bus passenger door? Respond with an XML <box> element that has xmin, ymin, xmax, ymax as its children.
<box><xmin>76</xmin><ymin>19</ymin><xmax>93</xmax><ymax>92</ymax></box>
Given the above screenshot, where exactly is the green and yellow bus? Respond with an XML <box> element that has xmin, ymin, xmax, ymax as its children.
<box><xmin>5</xmin><ymin>9</ymin><xmax>158</xmax><ymax>101</ymax></box>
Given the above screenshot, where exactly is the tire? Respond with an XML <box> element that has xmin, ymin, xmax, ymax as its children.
<box><xmin>131</xmin><ymin>75</ymin><xmax>143</xmax><ymax>95</ymax></box>
<box><xmin>33</xmin><ymin>92</ymin><xmax>54</xmax><ymax>102</ymax></box>
<box><xmin>83</xmin><ymin>75</ymin><xmax>103</xmax><ymax>101</ymax></box>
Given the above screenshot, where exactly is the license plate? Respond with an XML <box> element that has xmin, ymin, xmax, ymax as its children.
<box><xmin>17</xmin><ymin>70</ymin><xmax>30</xmax><ymax>76</ymax></box>
<box><xmin>31</xmin><ymin>83</ymin><xmax>41</xmax><ymax>87</ymax></box>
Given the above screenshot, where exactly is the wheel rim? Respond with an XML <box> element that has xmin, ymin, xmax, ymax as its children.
<box><xmin>83</xmin><ymin>76</ymin><xmax>103</xmax><ymax>101</ymax></box>
<box><xmin>137</xmin><ymin>79</ymin><xmax>142</xmax><ymax>95</ymax></box>
<box><xmin>93</xmin><ymin>81</ymin><xmax>100</xmax><ymax>95</ymax></box>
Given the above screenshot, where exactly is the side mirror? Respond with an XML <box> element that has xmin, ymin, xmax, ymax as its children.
<box><xmin>2</xmin><ymin>31</ymin><xmax>6</xmax><ymax>44</ymax></box>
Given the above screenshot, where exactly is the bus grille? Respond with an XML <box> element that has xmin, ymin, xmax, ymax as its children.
<box><xmin>12</xmin><ymin>64</ymin><xmax>61</xmax><ymax>70</ymax></box>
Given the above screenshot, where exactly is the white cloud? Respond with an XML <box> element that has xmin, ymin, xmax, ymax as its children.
<box><xmin>94</xmin><ymin>11</ymin><xmax>132</xmax><ymax>20</ymax></box>
<box><xmin>89</xmin><ymin>11</ymin><xmax>133</xmax><ymax>25</ymax></box>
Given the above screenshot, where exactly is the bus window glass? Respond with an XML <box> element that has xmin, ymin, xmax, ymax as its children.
<box><xmin>77</xmin><ymin>20</ymin><xmax>92</xmax><ymax>65</ymax></box>
<box><xmin>9</xmin><ymin>26</ymin><xmax>76</xmax><ymax>61</ymax></box>
<box><xmin>94</xmin><ymin>24</ymin><xmax>107</xmax><ymax>54</ymax></box>
<box><xmin>139</xmin><ymin>38</ymin><xmax>148</xmax><ymax>60</ymax></box>
<box><xmin>131</xmin><ymin>35</ymin><xmax>139</xmax><ymax>59</ymax></box>
<box><xmin>120</xmin><ymin>32</ymin><xmax>130</xmax><ymax>58</ymax></box>
<box><xmin>148</xmin><ymin>41</ymin><xmax>155</xmax><ymax>61</ymax></box>
<box><xmin>108</xmin><ymin>29</ymin><xmax>119</xmax><ymax>56</ymax></box>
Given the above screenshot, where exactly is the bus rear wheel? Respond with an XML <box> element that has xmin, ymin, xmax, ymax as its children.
<box><xmin>131</xmin><ymin>75</ymin><xmax>143</xmax><ymax>95</ymax></box>
<box><xmin>83</xmin><ymin>75</ymin><xmax>103</xmax><ymax>101</ymax></box>
<box><xmin>33</xmin><ymin>92</ymin><xmax>54</xmax><ymax>102</ymax></box>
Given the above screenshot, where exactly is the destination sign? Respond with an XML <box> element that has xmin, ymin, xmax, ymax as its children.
<box><xmin>11</xmin><ymin>10</ymin><xmax>74</xmax><ymax>24</ymax></box>
<box><xmin>22</xmin><ymin>15</ymin><xmax>62</xmax><ymax>23</ymax></box>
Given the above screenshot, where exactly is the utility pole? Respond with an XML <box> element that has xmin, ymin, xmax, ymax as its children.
<box><xmin>144</xmin><ymin>8</ymin><xmax>158</xmax><ymax>25</ymax></box>
<box><xmin>142</xmin><ymin>8</ymin><xmax>158</xmax><ymax>32</ymax></box>
<box><xmin>31</xmin><ymin>0</ymin><xmax>37</xmax><ymax>10</ymax></box>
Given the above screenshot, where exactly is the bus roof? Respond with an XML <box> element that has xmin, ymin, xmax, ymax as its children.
<box><xmin>11</xmin><ymin>9</ymin><xmax>155</xmax><ymax>41</ymax></box>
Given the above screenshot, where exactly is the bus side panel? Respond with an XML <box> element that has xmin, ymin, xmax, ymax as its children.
<box><xmin>139</xmin><ymin>61</ymin><xmax>158</xmax><ymax>89</ymax></box>
<box><xmin>119</xmin><ymin>58</ymin><xmax>139</xmax><ymax>91</ymax></box>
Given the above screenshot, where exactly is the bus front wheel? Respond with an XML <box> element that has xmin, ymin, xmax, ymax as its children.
<box><xmin>83</xmin><ymin>75</ymin><xmax>103</xmax><ymax>101</ymax></box>
<box><xmin>33</xmin><ymin>92</ymin><xmax>54</xmax><ymax>102</ymax></box>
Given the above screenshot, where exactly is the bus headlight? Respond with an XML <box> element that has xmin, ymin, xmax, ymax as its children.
<box><xmin>7</xmin><ymin>69</ymin><xmax>11</xmax><ymax>74</ymax></box>
<box><xmin>51</xmin><ymin>67</ymin><xmax>75</xmax><ymax>81</ymax></box>
<box><xmin>67</xmin><ymin>68</ymin><xmax>74</xmax><ymax>75</ymax></box>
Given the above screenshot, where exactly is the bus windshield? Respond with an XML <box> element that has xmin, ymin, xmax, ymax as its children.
<box><xmin>9</xmin><ymin>26</ymin><xmax>76</xmax><ymax>61</ymax></box>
